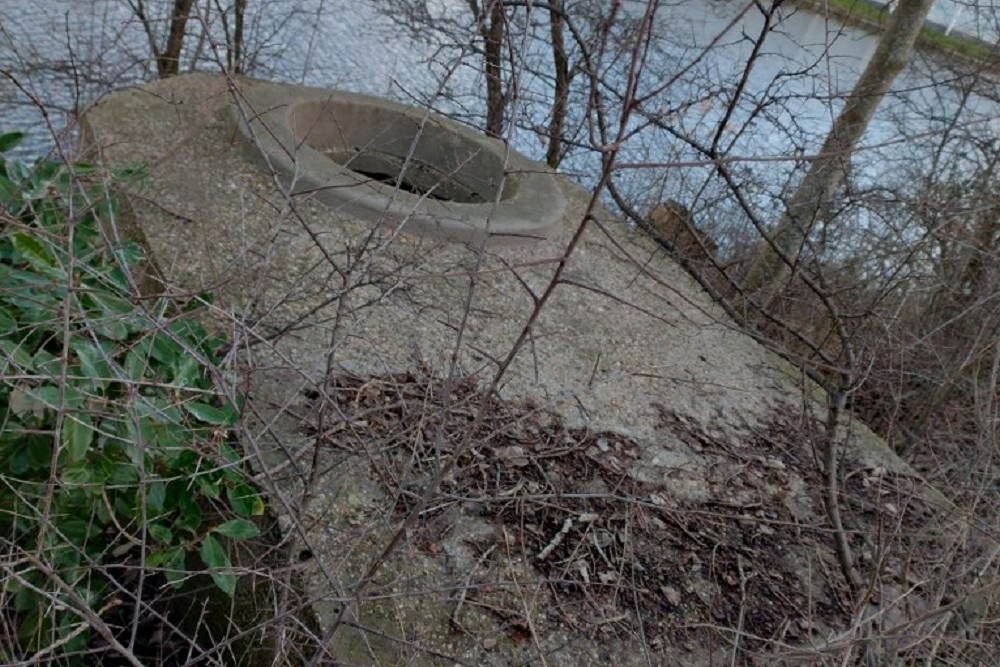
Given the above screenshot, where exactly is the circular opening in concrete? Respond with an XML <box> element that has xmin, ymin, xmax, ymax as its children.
<box><xmin>290</xmin><ymin>100</ymin><xmax>508</xmax><ymax>205</ymax></box>
<box><xmin>234</xmin><ymin>81</ymin><xmax>566</xmax><ymax>246</ymax></box>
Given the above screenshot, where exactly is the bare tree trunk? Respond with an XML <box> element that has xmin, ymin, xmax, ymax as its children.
<box><xmin>157</xmin><ymin>0</ymin><xmax>196</xmax><ymax>77</ymax></box>
<box><xmin>467</xmin><ymin>0</ymin><xmax>508</xmax><ymax>137</ymax></box>
<box><xmin>546</xmin><ymin>0</ymin><xmax>570</xmax><ymax>168</ymax></box>
<box><xmin>484</xmin><ymin>0</ymin><xmax>507</xmax><ymax>137</ymax></box>
<box><xmin>128</xmin><ymin>0</ymin><xmax>161</xmax><ymax>76</ymax></box>
<box><xmin>233</xmin><ymin>0</ymin><xmax>246</xmax><ymax>74</ymax></box>
<box><xmin>745</xmin><ymin>0</ymin><xmax>935</xmax><ymax>299</ymax></box>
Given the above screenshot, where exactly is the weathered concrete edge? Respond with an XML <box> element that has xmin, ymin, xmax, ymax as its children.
<box><xmin>230</xmin><ymin>76</ymin><xmax>567</xmax><ymax>246</ymax></box>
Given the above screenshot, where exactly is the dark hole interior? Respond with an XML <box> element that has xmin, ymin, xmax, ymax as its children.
<box><xmin>352</xmin><ymin>168</ymin><xmax>451</xmax><ymax>201</ymax></box>
<box><xmin>291</xmin><ymin>100</ymin><xmax>508</xmax><ymax>205</ymax></box>
<box><xmin>325</xmin><ymin>148</ymin><xmax>490</xmax><ymax>204</ymax></box>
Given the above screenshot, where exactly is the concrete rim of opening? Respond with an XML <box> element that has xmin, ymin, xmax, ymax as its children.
<box><xmin>231</xmin><ymin>78</ymin><xmax>566</xmax><ymax>246</ymax></box>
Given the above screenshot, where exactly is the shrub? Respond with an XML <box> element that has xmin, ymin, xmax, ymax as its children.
<box><xmin>0</xmin><ymin>131</ymin><xmax>263</xmax><ymax>664</ymax></box>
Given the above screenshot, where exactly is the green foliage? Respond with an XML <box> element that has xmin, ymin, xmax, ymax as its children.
<box><xmin>801</xmin><ymin>0</ymin><xmax>995</xmax><ymax>63</ymax></box>
<box><xmin>0</xmin><ymin>131</ymin><xmax>264</xmax><ymax>662</ymax></box>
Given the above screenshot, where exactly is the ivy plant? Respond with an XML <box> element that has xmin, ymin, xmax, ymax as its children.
<box><xmin>0</xmin><ymin>131</ymin><xmax>264</xmax><ymax>663</ymax></box>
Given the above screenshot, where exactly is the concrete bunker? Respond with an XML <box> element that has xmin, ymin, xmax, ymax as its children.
<box><xmin>76</xmin><ymin>73</ymin><xmax>993</xmax><ymax>667</ymax></box>
<box><xmin>233</xmin><ymin>79</ymin><xmax>565</xmax><ymax>245</ymax></box>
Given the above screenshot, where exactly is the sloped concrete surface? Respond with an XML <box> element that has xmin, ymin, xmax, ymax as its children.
<box><xmin>81</xmin><ymin>73</ymin><xmax>801</xmax><ymax>445</ymax></box>
<box><xmin>79</xmin><ymin>73</ymin><xmax>975</xmax><ymax>666</ymax></box>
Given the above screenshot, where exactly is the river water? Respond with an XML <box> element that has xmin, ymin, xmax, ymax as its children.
<box><xmin>1</xmin><ymin>0</ymin><xmax>995</xmax><ymax>245</ymax></box>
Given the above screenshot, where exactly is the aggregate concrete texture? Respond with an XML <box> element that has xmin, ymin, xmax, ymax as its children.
<box><xmin>79</xmin><ymin>73</ymin><xmax>810</xmax><ymax>445</ymax></box>
<box><xmin>79</xmin><ymin>73</ymin><xmax>958</xmax><ymax>666</ymax></box>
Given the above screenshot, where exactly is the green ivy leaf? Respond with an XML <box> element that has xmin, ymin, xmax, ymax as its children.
<box><xmin>0</xmin><ymin>338</ymin><xmax>34</xmax><ymax>372</ymax></box>
<box><xmin>217</xmin><ymin>401</ymin><xmax>239</xmax><ymax>426</ymax></box>
<box><xmin>57</xmin><ymin>519</ymin><xmax>93</xmax><ymax>543</ymax></box>
<box><xmin>16</xmin><ymin>607</ymin><xmax>44</xmax><ymax>645</ymax></box>
<box><xmin>11</xmin><ymin>232</ymin><xmax>55</xmax><ymax>269</ymax></box>
<box><xmin>124</xmin><ymin>347</ymin><xmax>149</xmax><ymax>380</ymax></box>
<box><xmin>227</xmin><ymin>482</ymin><xmax>264</xmax><ymax>517</ymax></box>
<box><xmin>148</xmin><ymin>331</ymin><xmax>182</xmax><ymax>364</ymax></box>
<box><xmin>211</xmin><ymin>570</ymin><xmax>236</xmax><ymax>598</ymax></box>
<box><xmin>31</xmin><ymin>385</ymin><xmax>62</xmax><ymax>410</ymax></box>
<box><xmin>0</xmin><ymin>131</ymin><xmax>25</xmax><ymax>153</ymax></box>
<box><xmin>4</xmin><ymin>159</ymin><xmax>29</xmax><ymax>183</ymax></box>
<box><xmin>219</xmin><ymin>441</ymin><xmax>241</xmax><ymax>464</ymax></box>
<box><xmin>61</xmin><ymin>413</ymin><xmax>94</xmax><ymax>462</ymax></box>
<box><xmin>7</xmin><ymin>444</ymin><xmax>30</xmax><ymax>475</ymax></box>
<box><xmin>115</xmin><ymin>242</ymin><xmax>145</xmax><ymax>268</ymax></box>
<box><xmin>146</xmin><ymin>480</ymin><xmax>166</xmax><ymax>513</ymax></box>
<box><xmin>71</xmin><ymin>339</ymin><xmax>113</xmax><ymax>390</ymax></box>
<box><xmin>175</xmin><ymin>494</ymin><xmax>202</xmax><ymax>534</ymax></box>
<box><xmin>195</xmin><ymin>475</ymin><xmax>221</xmax><ymax>499</ymax></box>
<box><xmin>0</xmin><ymin>145</ymin><xmax>257</xmax><ymax>662</ymax></box>
<box><xmin>214</xmin><ymin>519</ymin><xmax>260</xmax><ymax>540</ymax></box>
<box><xmin>131</xmin><ymin>396</ymin><xmax>183</xmax><ymax>426</ymax></box>
<box><xmin>31</xmin><ymin>157</ymin><xmax>64</xmax><ymax>182</ymax></box>
<box><xmin>0</xmin><ymin>174</ymin><xmax>19</xmax><ymax>204</ymax></box>
<box><xmin>8</xmin><ymin>386</ymin><xmax>43</xmax><ymax>418</ymax></box>
<box><xmin>101</xmin><ymin>455</ymin><xmax>139</xmax><ymax>486</ymax></box>
<box><xmin>184</xmin><ymin>402</ymin><xmax>228</xmax><ymax>425</ymax></box>
<box><xmin>0</xmin><ymin>305</ymin><xmax>15</xmax><ymax>331</ymax></box>
<box><xmin>200</xmin><ymin>534</ymin><xmax>235</xmax><ymax>597</ymax></box>
<box><xmin>94</xmin><ymin>317</ymin><xmax>130</xmax><ymax>341</ymax></box>
<box><xmin>147</xmin><ymin>523</ymin><xmax>172</xmax><ymax>545</ymax></box>
<box><xmin>31</xmin><ymin>348</ymin><xmax>61</xmax><ymax>375</ymax></box>
<box><xmin>28</xmin><ymin>385</ymin><xmax>85</xmax><ymax>412</ymax></box>
<box><xmin>60</xmin><ymin>463</ymin><xmax>92</xmax><ymax>486</ymax></box>
<box><xmin>26</xmin><ymin>437</ymin><xmax>54</xmax><ymax>470</ymax></box>
<box><xmin>172</xmin><ymin>354</ymin><xmax>202</xmax><ymax>387</ymax></box>
<box><xmin>148</xmin><ymin>547</ymin><xmax>186</xmax><ymax>587</ymax></box>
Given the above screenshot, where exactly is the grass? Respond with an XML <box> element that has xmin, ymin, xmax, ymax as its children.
<box><xmin>795</xmin><ymin>0</ymin><xmax>998</xmax><ymax>64</ymax></box>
